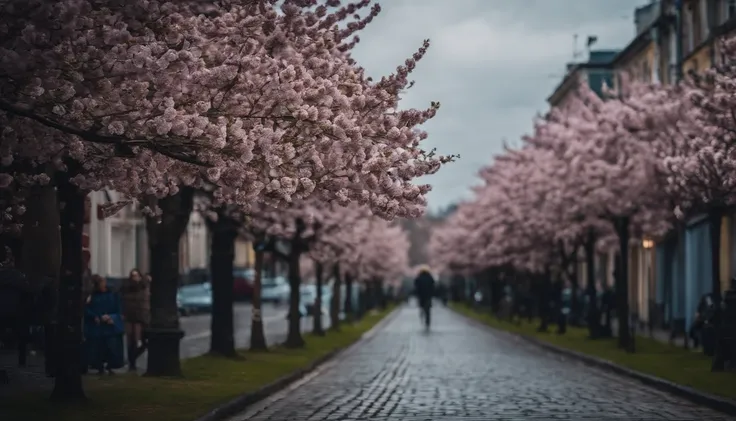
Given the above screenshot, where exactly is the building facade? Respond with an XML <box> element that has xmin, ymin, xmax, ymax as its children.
<box><xmin>87</xmin><ymin>191</ymin><xmax>214</xmax><ymax>279</ymax></box>
<box><xmin>546</xmin><ymin>1</ymin><xmax>736</xmax><ymax>331</ymax></box>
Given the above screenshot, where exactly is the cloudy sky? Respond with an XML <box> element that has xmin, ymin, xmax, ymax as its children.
<box><xmin>349</xmin><ymin>0</ymin><xmax>651</xmax><ymax>212</ymax></box>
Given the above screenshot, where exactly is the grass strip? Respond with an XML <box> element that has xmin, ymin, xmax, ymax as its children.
<box><xmin>4</xmin><ymin>307</ymin><xmax>394</xmax><ymax>421</ymax></box>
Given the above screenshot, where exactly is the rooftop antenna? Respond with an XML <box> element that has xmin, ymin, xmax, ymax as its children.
<box><xmin>586</xmin><ymin>35</ymin><xmax>599</xmax><ymax>56</ymax></box>
<box><xmin>572</xmin><ymin>34</ymin><xmax>583</xmax><ymax>62</ymax></box>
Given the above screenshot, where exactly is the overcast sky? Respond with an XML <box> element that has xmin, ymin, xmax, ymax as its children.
<box><xmin>349</xmin><ymin>0</ymin><xmax>651</xmax><ymax>212</ymax></box>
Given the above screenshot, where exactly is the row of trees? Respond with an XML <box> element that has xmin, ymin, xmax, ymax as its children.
<box><xmin>0</xmin><ymin>0</ymin><xmax>451</xmax><ymax>402</ymax></box>
<box><xmin>215</xmin><ymin>199</ymin><xmax>410</xmax><ymax>355</ymax></box>
<box><xmin>430</xmin><ymin>36</ymin><xmax>736</xmax><ymax>365</ymax></box>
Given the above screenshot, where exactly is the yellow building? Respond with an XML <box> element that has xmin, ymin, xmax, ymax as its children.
<box><xmin>680</xmin><ymin>0</ymin><xmax>736</xmax><ymax>71</ymax></box>
<box><xmin>611</xmin><ymin>18</ymin><xmax>660</xmax><ymax>83</ymax></box>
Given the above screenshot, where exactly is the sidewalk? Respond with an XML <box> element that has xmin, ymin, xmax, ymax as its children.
<box><xmin>0</xmin><ymin>349</ymin><xmax>51</xmax><ymax>396</ymax></box>
<box><xmin>610</xmin><ymin>319</ymin><xmax>690</xmax><ymax>350</ymax></box>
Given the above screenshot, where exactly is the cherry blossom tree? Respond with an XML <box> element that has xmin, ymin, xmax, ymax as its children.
<box><xmin>307</xmin><ymin>203</ymin><xmax>371</xmax><ymax>331</ymax></box>
<box><xmin>1</xmin><ymin>0</ymin><xmax>455</xmax><ymax>398</ymax></box>
<box><xmin>682</xmin><ymin>41</ymin><xmax>736</xmax><ymax>310</ymax></box>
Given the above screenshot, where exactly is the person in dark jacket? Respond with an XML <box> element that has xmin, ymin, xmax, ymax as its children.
<box><xmin>84</xmin><ymin>275</ymin><xmax>125</xmax><ymax>375</ymax></box>
<box><xmin>414</xmin><ymin>266</ymin><xmax>435</xmax><ymax>327</ymax></box>
<box><xmin>120</xmin><ymin>268</ymin><xmax>150</xmax><ymax>371</ymax></box>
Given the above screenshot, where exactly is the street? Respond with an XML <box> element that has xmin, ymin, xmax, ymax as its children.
<box><xmin>228</xmin><ymin>304</ymin><xmax>733</xmax><ymax>421</ymax></box>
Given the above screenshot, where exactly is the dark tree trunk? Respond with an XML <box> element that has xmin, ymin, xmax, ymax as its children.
<box><xmin>584</xmin><ymin>230</ymin><xmax>600</xmax><ymax>338</ymax></box>
<box><xmin>537</xmin><ymin>269</ymin><xmax>551</xmax><ymax>333</ymax></box>
<box><xmin>344</xmin><ymin>272</ymin><xmax>354</xmax><ymax>323</ymax></box>
<box><xmin>313</xmin><ymin>261</ymin><xmax>325</xmax><ymax>336</ymax></box>
<box><xmin>330</xmin><ymin>263</ymin><xmax>342</xmax><ymax>331</ymax></box>
<box><xmin>22</xmin><ymin>184</ymin><xmax>60</xmax><ymax>291</ymax></box>
<box><xmin>377</xmin><ymin>279</ymin><xmax>387</xmax><ymax>309</ymax></box>
<box><xmin>249</xmin><ymin>247</ymin><xmax>267</xmax><ymax>351</ymax></box>
<box><xmin>614</xmin><ymin>216</ymin><xmax>632</xmax><ymax>351</ymax></box>
<box><xmin>22</xmin><ymin>184</ymin><xmax>60</xmax><ymax>377</ymax></box>
<box><xmin>208</xmin><ymin>210</ymin><xmax>238</xmax><ymax>357</ymax></box>
<box><xmin>569</xmin><ymin>248</ymin><xmax>581</xmax><ymax>325</ymax></box>
<box><xmin>285</xmin><ymin>249</ymin><xmax>304</xmax><ymax>348</ymax></box>
<box><xmin>145</xmin><ymin>188</ymin><xmax>194</xmax><ymax>377</ymax></box>
<box><xmin>709</xmin><ymin>208</ymin><xmax>723</xmax><ymax>302</ymax></box>
<box><xmin>50</xmin><ymin>177</ymin><xmax>86</xmax><ymax>402</ymax></box>
<box><xmin>0</xmin><ymin>227</ymin><xmax>22</xmax><ymax>266</ymax></box>
<box><xmin>675</xmin><ymin>222</ymin><xmax>687</xmax><ymax>347</ymax></box>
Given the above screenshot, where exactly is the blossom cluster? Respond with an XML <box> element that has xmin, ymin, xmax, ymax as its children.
<box><xmin>0</xmin><ymin>0</ymin><xmax>454</xmax><ymax>225</ymax></box>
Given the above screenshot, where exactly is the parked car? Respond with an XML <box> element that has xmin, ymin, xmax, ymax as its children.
<box><xmin>233</xmin><ymin>267</ymin><xmax>254</xmax><ymax>301</ymax></box>
<box><xmin>261</xmin><ymin>276</ymin><xmax>289</xmax><ymax>304</ymax></box>
<box><xmin>302</xmin><ymin>284</ymin><xmax>331</xmax><ymax>316</ymax></box>
<box><xmin>177</xmin><ymin>282</ymin><xmax>212</xmax><ymax>315</ymax></box>
<box><xmin>181</xmin><ymin>268</ymin><xmax>209</xmax><ymax>286</ymax></box>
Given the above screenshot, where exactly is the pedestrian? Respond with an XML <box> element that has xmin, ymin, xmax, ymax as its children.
<box><xmin>414</xmin><ymin>265</ymin><xmax>435</xmax><ymax>328</ymax></box>
<box><xmin>120</xmin><ymin>268</ymin><xmax>150</xmax><ymax>371</ymax></box>
<box><xmin>84</xmin><ymin>275</ymin><xmax>125</xmax><ymax>375</ymax></box>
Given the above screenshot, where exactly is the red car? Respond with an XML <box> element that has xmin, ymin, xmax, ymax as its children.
<box><xmin>233</xmin><ymin>268</ymin><xmax>254</xmax><ymax>301</ymax></box>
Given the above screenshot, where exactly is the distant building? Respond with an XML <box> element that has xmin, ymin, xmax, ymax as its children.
<box><xmin>546</xmin><ymin>50</ymin><xmax>620</xmax><ymax>108</ymax></box>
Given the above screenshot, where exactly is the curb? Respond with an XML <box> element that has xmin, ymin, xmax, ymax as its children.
<box><xmin>193</xmin><ymin>306</ymin><xmax>402</xmax><ymax>421</ymax></box>
<box><xmin>450</xmin><ymin>306</ymin><xmax>736</xmax><ymax>417</ymax></box>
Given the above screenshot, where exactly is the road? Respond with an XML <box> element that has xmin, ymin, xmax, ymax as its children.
<box><xmin>228</xmin><ymin>304</ymin><xmax>734</xmax><ymax>421</ymax></box>
<box><xmin>135</xmin><ymin>302</ymin><xmax>330</xmax><ymax>369</ymax></box>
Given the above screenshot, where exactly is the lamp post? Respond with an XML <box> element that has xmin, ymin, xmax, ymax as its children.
<box><xmin>642</xmin><ymin>238</ymin><xmax>655</xmax><ymax>337</ymax></box>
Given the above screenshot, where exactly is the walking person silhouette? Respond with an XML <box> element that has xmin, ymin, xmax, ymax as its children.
<box><xmin>414</xmin><ymin>265</ymin><xmax>436</xmax><ymax>329</ymax></box>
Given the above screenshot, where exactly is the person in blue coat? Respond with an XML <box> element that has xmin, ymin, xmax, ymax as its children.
<box><xmin>84</xmin><ymin>275</ymin><xmax>125</xmax><ymax>375</ymax></box>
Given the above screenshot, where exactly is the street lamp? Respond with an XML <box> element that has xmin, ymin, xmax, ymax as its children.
<box><xmin>641</xmin><ymin>237</ymin><xmax>654</xmax><ymax>337</ymax></box>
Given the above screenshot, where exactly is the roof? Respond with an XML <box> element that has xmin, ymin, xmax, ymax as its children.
<box><xmin>611</xmin><ymin>27</ymin><xmax>654</xmax><ymax>68</ymax></box>
<box><xmin>546</xmin><ymin>57</ymin><xmax>617</xmax><ymax>106</ymax></box>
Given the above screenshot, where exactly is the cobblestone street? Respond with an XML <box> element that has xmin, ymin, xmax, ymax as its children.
<box><xmin>229</xmin><ymin>304</ymin><xmax>735</xmax><ymax>421</ymax></box>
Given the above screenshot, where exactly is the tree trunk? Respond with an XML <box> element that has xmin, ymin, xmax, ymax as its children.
<box><xmin>208</xmin><ymin>210</ymin><xmax>237</xmax><ymax>357</ymax></box>
<box><xmin>313</xmin><ymin>261</ymin><xmax>325</xmax><ymax>336</ymax></box>
<box><xmin>377</xmin><ymin>279</ymin><xmax>387</xmax><ymax>309</ymax></box>
<box><xmin>709</xmin><ymin>208</ymin><xmax>723</xmax><ymax>302</ymax></box>
<box><xmin>584</xmin><ymin>230</ymin><xmax>600</xmax><ymax>339</ymax></box>
<box><xmin>537</xmin><ymin>269</ymin><xmax>551</xmax><ymax>333</ymax></box>
<box><xmin>615</xmin><ymin>216</ymin><xmax>632</xmax><ymax>351</ymax></box>
<box><xmin>284</xmin><ymin>250</ymin><xmax>304</xmax><ymax>348</ymax></box>
<box><xmin>145</xmin><ymin>188</ymin><xmax>193</xmax><ymax>377</ymax></box>
<box><xmin>21</xmin><ymin>183</ymin><xmax>60</xmax><ymax>292</ymax></box>
<box><xmin>569</xmin><ymin>248</ymin><xmax>581</xmax><ymax>325</ymax></box>
<box><xmin>22</xmin><ymin>183</ymin><xmax>61</xmax><ymax>377</ymax></box>
<box><xmin>675</xmin><ymin>222</ymin><xmax>687</xmax><ymax>347</ymax></box>
<box><xmin>50</xmin><ymin>177</ymin><xmax>86</xmax><ymax>402</ymax></box>
<box><xmin>330</xmin><ymin>263</ymin><xmax>342</xmax><ymax>331</ymax></box>
<box><xmin>249</xmin><ymin>248</ymin><xmax>267</xmax><ymax>351</ymax></box>
<box><xmin>344</xmin><ymin>272</ymin><xmax>354</xmax><ymax>323</ymax></box>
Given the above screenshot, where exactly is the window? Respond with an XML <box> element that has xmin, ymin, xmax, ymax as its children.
<box><xmin>642</xmin><ymin>60</ymin><xmax>651</xmax><ymax>82</ymax></box>
<box><xmin>682</xmin><ymin>6</ymin><xmax>693</xmax><ymax>55</ymax></box>
<box><xmin>692</xmin><ymin>1</ymin><xmax>703</xmax><ymax>46</ymax></box>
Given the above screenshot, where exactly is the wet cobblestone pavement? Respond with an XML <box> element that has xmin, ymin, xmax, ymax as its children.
<box><xmin>230</xmin><ymin>304</ymin><xmax>735</xmax><ymax>421</ymax></box>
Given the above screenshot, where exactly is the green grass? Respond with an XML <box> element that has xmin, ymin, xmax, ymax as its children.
<box><xmin>451</xmin><ymin>302</ymin><xmax>736</xmax><ymax>401</ymax></box>
<box><xmin>3</xmin><ymin>308</ymin><xmax>394</xmax><ymax>421</ymax></box>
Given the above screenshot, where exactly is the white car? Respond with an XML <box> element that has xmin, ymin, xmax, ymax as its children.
<box><xmin>261</xmin><ymin>276</ymin><xmax>290</xmax><ymax>304</ymax></box>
